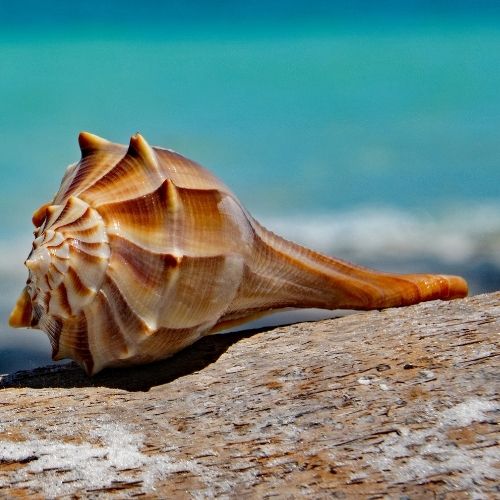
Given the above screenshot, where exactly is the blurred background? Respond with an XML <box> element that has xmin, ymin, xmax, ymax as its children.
<box><xmin>1</xmin><ymin>0</ymin><xmax>499</xmax><ymax>374</ymax></box>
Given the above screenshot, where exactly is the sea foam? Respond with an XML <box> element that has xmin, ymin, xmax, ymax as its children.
<box><xmin>260</xmin><ymin>203</ymin><xmax>500</xmax><ymax>266</ymax></box>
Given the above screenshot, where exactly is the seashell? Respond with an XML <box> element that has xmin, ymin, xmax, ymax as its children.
<box><xmin>9</xmin><ymin>132</ymin><xmax>468</xmax><ymax>375</ymax></box>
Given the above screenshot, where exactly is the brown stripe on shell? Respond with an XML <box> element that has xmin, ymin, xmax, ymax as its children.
<box><xmin>47</xmin><ymin>283</ymin><xmax>72</xmax><ymax>318</ymax></box>
<box><xmin>99</xmin><ymin>181</ymin><xmax>244</xmax><ymax>256</ymax></box>
<box><xmin>51</xmin><ymin>256</ymin><xmax>69</xmax><ymax>274</ymax></box>
<box><xmin>83</xmin><ymin>290</ymin><xmax>130</xmax><ymax>373</ymax></box>
<box><xmin>98</xmin><ymin>178</ymin><xmax>175</xmax><ymax>227</ymax></box>
<box><xmin>31</xmin><ymin>302</ymin><xmax>45</xmax><ymax>327</ymax></box>
<box><xmin>56</xmin><ymin>282</ymin><xmax>72</xmax><ymax>316</ymax></box>
<box><xmin>155</xmin><ymin>252</ymin><xmax>244</xmax><ymax>329</ymax></box>
<box><xmin>49</xmin><ymin>262</ymin><xmax>64</xmax><ymax>277</ymax></box>
<box><xmin>248</xmin><ymin>222</ymin><xmax>460</xmax><ymax>310</ymax></box>
<box><xmin>89</xmin><ymin>277</ymin><xmax>212</xmax><ymax>367</ymax></box>
<box><xmin>106</xmin><ymin>233</ymin><xmax>243</xmax><ymax>330</ymax></box>
<box><xmin>220</xmin><ymin>262</ymin><xmax>321</xmax><ymax>319</ymax></box>
<box><xmin>47</xmin><ymin>241</ymin><xmax>66</xmax><ymax>251</ymax></box>
<box><xmin>49</xmin><ymin>197</ymin><xmax>90</xmax><ymax>231</ymax></box>
<box><xmin>68</xmin><ymin>244</ymin><xmax>106</xmax><ymax>264</ymax></box>
<box><xmin>67</xmin><ymin>240</ymin><xmax>107</xmax><ymax>257</ymax></box>
<box><xmin>101</xmin><ymin>274</ymin><xmax>155</xmax><ymax>339</ymax></box>
<box><xmin>52</xmin><ymin>248</ymin><xmax>70</xmax><ymax>262</ymax></box>
<box><xmin>51</xmin><ymin>314</ymin><xmax>93</xmax><ymax>375</ymax></box>
<box><xmin>96</xmin><ymin>178</ymin><xmax>182</xmax><ymax>252</ymax></box>
<box><xmin>251</xmin><ymin>227</ymin><xmax>413</xmax><ymax>310</ymax></box>
<box><xmin>47</xmin><ymin>262</ymin><xmax>66</xmax><ymax>290</ymax></box>
<box><xmin>66</xmin><ymin>266</ymin><xmax>93</xmax><ymax>297</ymax></box>
<box><xmin>32</xmin><ymin>202</ymin><xmax>51</xmax><ymax>228</ymax></box>
<box><xmin>53</xmin><ymin>207</ymin><xmax>106</xmax><ymax>245</ymax></box>
<box><xmin>62</xmin><ymin>225</ymin><xmax>102</xmax><ymax>243</ymax></box>
<box><xmin>44</xmin><ymin>205</ymin><xmax>65</xmax><ymax>229</ymax></box>
<box><xmin>54</xmin><ymin>144</ymin><xmax>127</xmax><ymax>205</ymax></box>
<box><xmin>106</xmin><ymin>234</ymin><xmax>181</xmax><ymax>328</ymax></box>
<box><xmin>53</xmin><ymin>207</ymin><xmax>92</xmax><ymax>232</ymax></box>
<box><xmin>68</xmin><ymin>245</ymin><xmax>108</xmax><ymax>291</ymax></box>
<box><xmin>107</xmin><ymin>233</ymin><xmax>179</xmax><ymax>290</ymax></box>
<box><xmin>40</xmin><ymin>230</ymin><xmax>56</xmax><ymax>246</ymax></box>
<box><xmin>39</xmin><ymin>316</ymin><xmax>63</xmax><ymax>357</ymax></box>
<box><xmin>44</xmin><ymin>233</ymin><xmax>65</xmax><ymax>251</ymax></box>
<box><xmin>154</xmin><ymin>147</ymin><xmax>232</xmax><ymax>193</ymax></box>
<box><xmin>80</xmin><ymin>145</ymin><xmax>164</xmax><ymax>207</ymax></box>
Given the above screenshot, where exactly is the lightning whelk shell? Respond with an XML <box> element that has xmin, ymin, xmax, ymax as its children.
<box><xmin>9</xmin><ymin>133</ymin><xmax>468</xmax><ymax>375</ymax></box>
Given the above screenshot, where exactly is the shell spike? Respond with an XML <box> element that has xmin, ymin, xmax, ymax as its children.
<box><xmin>9</xmin><ymin>287</ymin><xmax>32</xmax><ymax>328</ymax></box>
<box><xmin>78</xmin><ymin>131</ymin><xmax>111</xmax><ymax>157</ymax></box>
<box><xmin>32</xmin><ymin>202</ymin><xmax>51</xmax><ymax>227</ymax></box>
<box><xmin>162</xmin><ymin>178</ymin><xmax>181</xmax><ymax>213</ymax></box>
<box><xmin>127</xmin><ymin>133</ymin><xmax>159</xmax><ymax>170</ymax></box>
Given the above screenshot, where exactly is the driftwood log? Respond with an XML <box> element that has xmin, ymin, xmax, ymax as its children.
<box><xmin>0</xmin><ymin>292</ymin><xmax>498</xmax><ymax>498</ymax></box>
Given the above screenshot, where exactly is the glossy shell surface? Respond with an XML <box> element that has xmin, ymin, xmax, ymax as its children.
<box><xmin>9</xmin><ymin>133</ymin><xmax>468</xmax><ymax>374</ymax></box>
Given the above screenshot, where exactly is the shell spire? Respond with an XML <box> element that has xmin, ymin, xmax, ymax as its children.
<box><xmin>9</xmin><ymin>133</ymin><xmax>468</xmax><ymax>375</ymax></box>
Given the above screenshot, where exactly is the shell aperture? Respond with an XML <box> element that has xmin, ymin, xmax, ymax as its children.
<box><xmin>9</xmin><ymin>132</ymin><xmax>468</xmax><ymax>375</ymax></box>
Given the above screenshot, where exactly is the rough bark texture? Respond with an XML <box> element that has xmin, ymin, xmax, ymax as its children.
<box><xmin>0</xmin><ymin>292</ymin><xmax>499</xmax><ymax>498</ymax></box>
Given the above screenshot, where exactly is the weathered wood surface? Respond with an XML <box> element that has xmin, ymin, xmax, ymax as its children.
<box><xmin>0</xmin><ymin>292</ymin><xmax>499</xmax><ymax>498</ymax></box>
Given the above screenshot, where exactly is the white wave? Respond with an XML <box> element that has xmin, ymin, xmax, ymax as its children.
<box><xmin>260</xmin><ymin>203</ymin><xmax>500</xmax><ymax>266</ymax></box>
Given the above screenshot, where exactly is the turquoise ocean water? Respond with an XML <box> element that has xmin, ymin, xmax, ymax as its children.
<box><xmin>1</xmin><ymin>2</ymin><xmax>499</xmax><ymax>374</ymax></box>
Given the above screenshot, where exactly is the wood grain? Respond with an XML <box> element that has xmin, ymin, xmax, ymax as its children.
<box><xmin>1</xmin><ymin>292</ymin><xmax>499</xmax><ymax>498</ymax></box>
